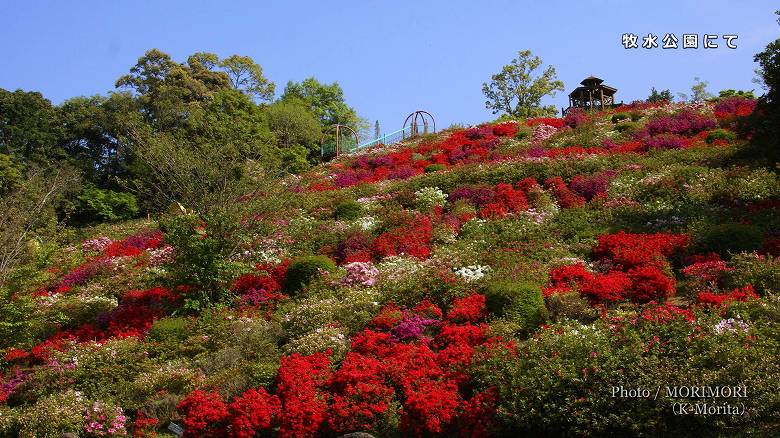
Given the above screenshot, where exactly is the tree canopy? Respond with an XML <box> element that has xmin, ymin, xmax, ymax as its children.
<box><xmin>281</xmin><ymin>77</ymin><xmax>358</xmax><ymax>127</ymax></box>
<box><xmin>647</xmin><ymin>87</ymin><xmax>673</xmax><ymax>103</ymax></box>
<box><xmin>482</xmin><ymin>50</ymin><xmax>564</xmax><ymax>118</ymax></box>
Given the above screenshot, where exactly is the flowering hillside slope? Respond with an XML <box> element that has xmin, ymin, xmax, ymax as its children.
<box><xmin>2</xmin><ymin>98</ymin><xmax>780</xmax><ymax>437</ymax></box>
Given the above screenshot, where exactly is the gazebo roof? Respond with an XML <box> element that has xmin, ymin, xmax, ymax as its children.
<box><xmin>580</xmin><ymin>75</ymin><xmax>604</xmax><ymax>86</ymax></box>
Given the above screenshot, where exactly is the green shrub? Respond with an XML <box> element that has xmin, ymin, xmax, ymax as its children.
<box><xmin>424</xmin><ymin>163</ymin><xmax>446</xmax><ymax>173</ymax></box>
<box><xmin>727</xmin><ymin>168</ymin><xmax>779</xmax><ymax>201</ymax></box>
<box><xmin>283</xmin><ymin>325</ymin><xmax>350</xmax><ymax>360</ymax></box>
<box><xmin>545</xmin><ymin>291</ymin><xmax>598</xmax><ymax>323</ymax></box>
<box><xmin>74</xmin><ymin>185</ymin><xmax>139</xmax><ymax>223</ymax></box>
<box><xmin>160</xmin><ymin>213</ymin><xmax>244</xmax><ymax>312</ymax></box>
<box><xmin>60</xmin><ymin>338</ymin><xmax>151</xmax><ymax>406</ymax></box>
<box><xmin>630</xmin><ymin>111</ymin><xmax>643</xmax><ymax>121</ymax></box>
<box><xmin>334</xmin><ymin>200</ymin><xmax>363</xmax><ymax>220</ymax></box>
<box><xmin>283</xmin><ymin>255</ymin><xmax>336</xmax><ymax>294</ymax></box>
<box><xmin>697</xmin><ymin>223</ymin><xmax>764</xmax><ymax>257</ymax></box>
<box><xmin>726</xmin><ymin>253</ymin><xmax>780</xmax><ymax>295</ymax></box>
<box><xmin>282</xmin><ymin>289</ymin><xmax>381</xmax><ymax>338</ymax></box>
<box><xmin>515</xmin><ymin>128</ymin><xmax>532</xmax><ymax>141</ymax></box>
<box><xmin>1</xmin><ymin>390</ymin><xmax>88</xmax><ymax>437</ymax></box>
<box><xmin>279</xmin><ymin>143</ymin><xmax>311</xmax><ymax>173</ymax></box>
<box><xmin>614</xmin><ymin>122</ymin><xmax>638</xmax><ymax>133</ymax></box>
<box><xmin>611</xmin><ymin>113</ymin><xmax>630</xmax><ymax>123</ymax></box>
<box><xmin>148</xmin><ymin>317</ymin><xmax>193</xmax><ymax>344</ymax></box>
<box><xmin>706</xmin><ymin>128</ymin><xmax>737</xmax><ymax>144</ymax></box>
<box><xmin>485</xmin><ymin>280</ymin><xmax>548</xmax><ymax>334</ymax></box>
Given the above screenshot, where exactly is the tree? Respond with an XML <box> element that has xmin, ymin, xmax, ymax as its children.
<box><xmin>219</xmin><ymin>55</ymin><xmax>275</xmax><ymax>102</ymax></box>
<box><xmin>0</xmin><ymin>164</ymin><xmax>80</xmax><ymax>285</ymax></box>
<box><xmin>125</xmin><ymin>88</ymin><xmax>278</xmax><ymax>213</ymax></box>
<box><xmin>747</xmin><ymin>10</ymin><xmax>780</xmax><ymax>165</ymax></box>
<box><xmin>647</xmin><ymin>87</ymin><xmax>673</xmax><ymax>103</ymax></box>
<box><xmin>266</xmin><ymin>99</ymin><xmax>321</xmax><ymax>150</ymax></box>
<box><xmin>482</xmin><ymin>50</ymin><xmax>564</xmax><ymax>118</ymax></box>
<box><xmin>281</xmin><ymin>77</ymin><xmax>359</xmax><ymax>127</ymax></box>
<box><xmin>680</xmin><ymin>77</ymin><xmax>714</xmax><ymax>103</ymax></box>
<box><xmin>116</xmin><ymin>49</ymin><xmax>276</xmax><ymax>130</ymax></box>
<box><xmin>717</xmin><ymin>89</ymin><xmax>756</xmax><ymax>100</ymax></box>
<box><xmin>754</xmin><ymin>10</ymin><xmax>780</xmax><ymax>106</ymax></box>
<box><xmin>58</xmin><ymin>93</ymin><xmax>141</xmax><ymax>188</ymax></box>
<box><xmin>0</xmin><ymin>89</ymin><xmax>63</xmax><ymax>165</ymax></box>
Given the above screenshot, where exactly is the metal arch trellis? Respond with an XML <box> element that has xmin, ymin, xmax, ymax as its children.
<box><xmin>320</xmin><ymin>124</ymin><xmax>360</xmax><ymax>158</ymax></box>
<box><xmin>402</xmin><ymin>110</ymin><xmax>436</xmax><ymax>139</ymax></box>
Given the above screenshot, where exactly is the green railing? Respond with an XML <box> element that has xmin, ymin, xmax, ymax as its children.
<box><xmin>321</xmin><ymin>125</ymin><xmax>414</xmax><ymax>158</ymax></box>
<box><xmin>355</xmin><ymin>125</ymin><xmax>413</xmax><ymax>151</ymax></box>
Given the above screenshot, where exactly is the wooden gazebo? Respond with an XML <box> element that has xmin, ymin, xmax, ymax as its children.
<box><xmin>562</xmin><ymin>76</ymin><xmax>622</xmax><ymax>115</ymax></box>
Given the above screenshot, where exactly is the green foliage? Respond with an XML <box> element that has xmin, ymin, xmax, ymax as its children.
<box><xmin>334</xmin><ymin>200</ymin><xmax>363</xmax><ymax>220</ymax></box>
<box><xmin>74</xmin><ymin>184</ymin><xmax>139</xmax><ymax>223</ymax></box>
<box><xmin>424</xmin><ymin>163</ymin><xmax>446</xmax><ymax>173</ymax></box>
<box><xmin>696</xmin><ymin>222</ymin><xmax>764</xmax><ymax>256</ymax></box>
<box><xmin>278</xmin><ymin>143</ymin><xmax>312</xmax><ymax>173</ymax></box>
<box><xmin>474</xmin><ymin>308</ymin><xmax>780</xmax><ymax>436</ymax></box>
<box><xmin>754</xmin><ymin>13</ymin><xmax>780</xmax><ymax>106</ymax></box>
<box><xmin>148</xmin><ymin>316</ymin><xmax>193</xmax><ymax>344</ymax></box>
<box><xmin>482</xmin><ymin>49</ymin><xmax>565</xmax><ymax>118</ymax></box>
<box><xmin>126</xmin><ymin>115</ymin><xmax>269</xmax><ymax>214</ymax></box>
<box><xmin>514</xmin><ymin>127</ymin><xmax>532</xmax><ymax>140</ymax></box>
<box><xmin>218</xmin><ymin>54</ymin><xmax>275</xmax><ymax>102</ymax></box>
<box><xmin>0</xmin><ymin>390</ymin><xmax>88</xmax><ymax>438</ymax></box>
<box><xmin>0</xmin><ymin>88</ymin><xmax>63</xmax><ymax>165</ymax></box>
<box><xmin>611</xmin><ymin>112</ymin><xmax>630</xmax><ymax>123</ymax></box>
<box><xmin>281</xmin><ymin>77</ymin><xmax>359</xmax><ymax>127</ymax></box>
<box><xmin>0</xmin><ymin>165</ymin><xmax>80</xmax><ymax>285</ymax></box>
<box><xmin>614</xmin><ymin>121</ymin><xmax>638</xmax><ymax>133</ymax></box>
<box><xmin>0</xmin><ymin>290</ymin><xmax>37</xmax><ymax>349</ymax></box>
<box><xmin>281</xmin><ymin>288</ymin><xmax>381</xmax><ymax>338</ymax></box>
<box><xmin>61</xmin><ymin>338</ymin><xmax>151</xmax><ymax>405</ymax></box>
<box><xmin>283</xmin><ymin>255</ymin><xmax>336</xmax><ymax>294</ymax></box>
<box><xmin>545</xmin><ymin>291</ymin><xmax>599</xmax><ymax>323</ymax></box>
<box><xmin>688</xmin><ymin>76</ymin><xmax>714</xmax><ymax>102</ymax></box>
<box><xmin>647</xmin><ymin>87</ymin><xmax>673</xmax><ymax>103</ymax></box>
<box><xmin>749</xmin><ymin>11</ymin><xmax>780</xmax><ymax>164</ymax></box>
<box><xmin>0</xmin><ymin>153</ymin><xmax>23</xmax><ymax>195</ymax></box>
<box><xmin>160</xmin><ymin>213</ymin><xmax>243</xmax><ymax>312</ymax></box>
<box><xmin>485</xmin><ymin>280</ymin><xmax>548</xmax><ymax>334</ymax></box>
<box><xmin>266</xmin><ymin>98</ymin><xmax>322</xmax><ymax>161</ymax></box>
<box><xmin>705</xmin><ymin>128</ymin><xmax>737</xmax><ymax>144</ymax></box>
<box><xmin>58</xmin><ymin>93</ymin><xmax>138</xmax><ymax>188</ymax></box>
<box><xmin>726</xmin><ymin>253</ymin><xmax>780</xmax><ymax>295</ymax></box>
<box><xmin>717</xmin><ymin>89</ymin><xmax>756</xmax><ymax>100</ymax></box>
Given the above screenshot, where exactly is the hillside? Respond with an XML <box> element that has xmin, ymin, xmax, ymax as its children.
<box><xmin>2</xmin><ymin>98</ymin><xmax>780</xmax><ymax>437</ymax></box>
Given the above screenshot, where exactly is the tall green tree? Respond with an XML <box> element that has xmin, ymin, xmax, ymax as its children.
<box><xmin>116</xmin><ymin>49</ymin><xmax>276</xmax><ymax>129</ymax></box>
<box><xmin>57</xmin><ymin>93</ymin><xmax>143</xmax><ymax>188</ymax></box>
<box><xmin>482</xmin><ymin>50</ymin><xmax>564</xmax><ymax>118</ymax></box>
<box><xmin>679</xmin><ymin>77</ymin><xmax>714</xmax><ymax>102</ymax></box>
<box><xmin>0</xmin><ymin>89</ymin><xmax>63</xmax><ymax>165</ymax></box>
<box><xmin>265</xmin><ymin>99</ymin><xmax>321</xmax><ymax>170</ymax></box>
<box><xmin>749</xmin><ymin>10</ymin><xmax>780</xmax><ymax>164</ymax></box>
<box><xmin>281</xmin><ymin>77</ymin><xmax>358</xmax><ymax>127</ymax></box>
<box><xmin>219</xmin><ymin>55</ymin><xmax>275</xmax><ymax>102</ymax></box>
<box><xmin>647</xmin><ymin>87</ymin><xmax>673</xmax><ymax>103</ymax></box>
<box><xmin>754</xmin><ymin>10</ymin><xmax>780</xmax><ymax>107</ymax></box>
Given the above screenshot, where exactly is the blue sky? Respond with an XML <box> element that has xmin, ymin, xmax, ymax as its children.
<box><xmin>1</xmin><ymin>1</ymin><xmax>777</xmax><ymax>134</ymax></box>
